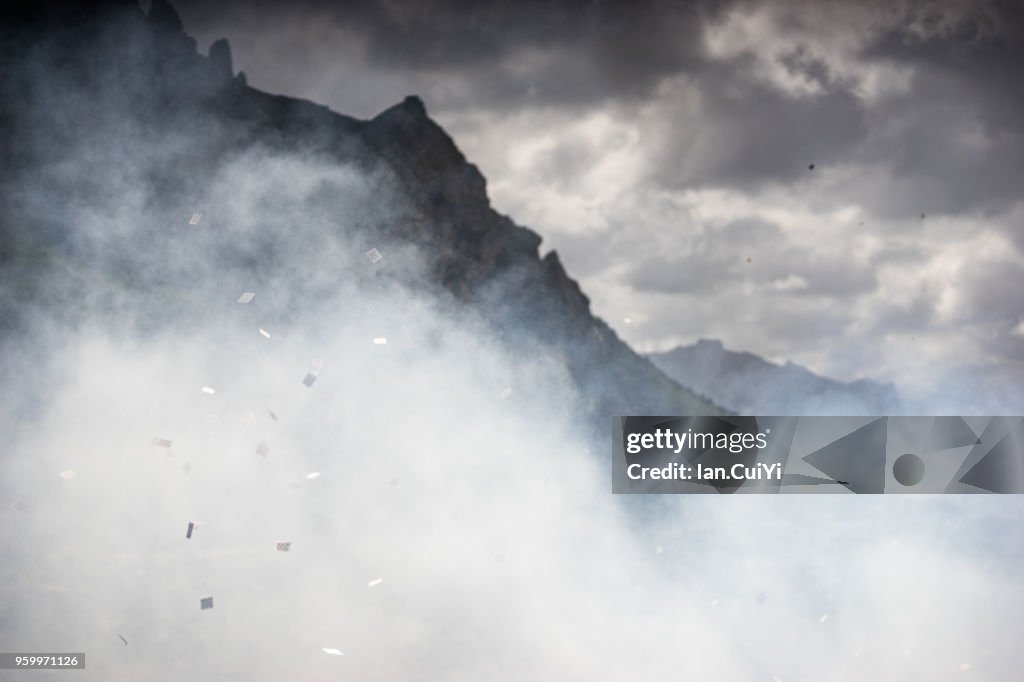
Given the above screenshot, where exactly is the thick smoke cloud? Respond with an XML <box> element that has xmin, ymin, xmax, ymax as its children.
<box><xmin>2</xmin><ymin>3</ymin><xmax>1024</xmax><ymax>680</ymax></box>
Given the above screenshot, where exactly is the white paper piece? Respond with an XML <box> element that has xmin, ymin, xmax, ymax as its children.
<box><xmin>500</xmin><ymin>386</ymin><xmax>513</xmax><ymax>399</ymax></box>
<box><xmin>59</xmin><ymin>470</ymin><xmax>77</xmax><ymax>480</ymax></box>
<box><xmin>322</xmin><ymin>648</ymin><xmax>343</xmax><ymax>656</ymax></box>
<box><xmin>189</xmin><ymin>212</ymin><xmax>202</xmax><ymax>225</ymax></box>
<box><xmin>365</xmin><ymin>248</ymin><xmax>382</xmax><ymax>264</ymax></box>
<box><xmin>201</xmin><ymin>386</ymin><xmax>216</xmax><ymax>395</ymax></box>
<box><xmin>959</xmin><ymin>663</ymin><xmax>971</xmax><ymax>671</ymax></box>
<box><xmin>373</xmin><ymin>337</ymin><xmax>387</xmax><ymax>345</ymax></box>
<box><xmin>306</xmin><ymin>472</ymin><xmax>320</xmax><ymax>480</ymax></box>
<box><xmin>819</xmin><ymin>613</ymin><xmax>829</xmax><ymax>623</ymax></box>
<box><xmin>153</xmin><ymin>438</ymin><xmax>173</xmax><ymax>448</ymax></box>
<box><xmin>368</xmin><ymin>578</ymin><xmax>383</xmax><ymax>588</ymax></box>
<box><xmin>240</xmin><ymin>411</ymin><xmax>255</xmax><ymax>426</ymax></box>
<box><xmin>259</xmin><ymin>328</ymin><xmax>271</xmax><ymax>339</ymax></box>
<box><xmin>237</xmin><ymin>292</ymin><xmax>255</xmax><ymax>304</ymax></box>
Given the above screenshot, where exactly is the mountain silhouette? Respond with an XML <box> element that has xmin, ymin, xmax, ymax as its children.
<box><xmin>0</xmin><ymin>0</ymin><xmax>722</xmax><ymax>437</ymax></box>
<box><xmin>649</xmin><ymin>339</ymin><xmax>900</xmax><ymax>415</ymax></box>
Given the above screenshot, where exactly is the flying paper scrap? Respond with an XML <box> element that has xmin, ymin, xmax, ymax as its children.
<box><xmin>368</xmin><ymin>578</ymin><xmax>383</xmax><ymax>588</ymax></box>
<box><xmin>153</xmin><ymin>438</ymin><xmax>173</xmax><ymax>448</ymax></box>
<box><xmin>268</xmin><ymin>410</ymin><xmax>279</xmax><ymax>421</ymax></box>
<box><xmin>189</xmin><ymin>212</ymin><xmax>202</xmax><ymax>225</ymax></box>
<box><xmin>259</xmin><ymin>328</ymin><xmax>271</xmax><ymax>339</ymax></box>
<box><xmin>306</xmin><ymin>472</ymin><xmax>320</xmax><ymax>480</ymax></box>
<box><xmin>201</xmin><ymin>386</ymin><xmax>216</xmax><ymax>395</ymax></box>
<box><xmin>186</xmin><ymin>522</ymin><xmax>194</xmax><ymax>539</ymax></box>
<box><xmin>276</xmin><ymin>542</ymin><xmax>291</xmax><ymax>552</ymax></box>
<box><xmin>373</xmin><ymin>337</ymin><xmax>387</xmax><ymax>345</ymax></box>
<box><xmin>200</xmin><ymin>597</ymin><xmax>214</xmax><ymax>610</ymax></box>
<box><xmin>302</xmin><ymin>373</ymin><xmax>317</xmax><ymax>387</ymax></box>
<box><xmin>322</xmin><ymin>648</ymin><xmax>343</xmax><ymax>656</ymax></box>
<box><xmin>500</xmin><ymin>386</ymin><xmax>513</xmax><ymax>399</ymax></box>
<box><xmin>365</xmin><ymin>248</ymin><xmax>382</xmax><ymax>264</ymax></box>
<box><xmin>240</xmin><ymin>411</ymin><xmax>255</xmax><ymax>426</ymax></box>
<box><xmin>59</xmin><ymin>470</ymin><xmax>77</xmax><ymax>480</ymax></box>
<box><xmin>255</xmin><ymin>442</ymin><xmax>269</xmax><ymax>457</ymax></box>
<box><xmin>237</xmin><ymin>292</ymin><xmax>255</xmax><ymax>304</ymax></box>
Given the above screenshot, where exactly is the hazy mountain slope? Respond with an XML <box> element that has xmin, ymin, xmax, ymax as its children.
<box><xmin>648</xmin><ymin>339</ymin><xmax>901</xmax><ymax>415</ymax></box>
<box><xmin>0</xmin><ymin>0</ymin><xmax>721</xmax><ymax>438</ymax></box>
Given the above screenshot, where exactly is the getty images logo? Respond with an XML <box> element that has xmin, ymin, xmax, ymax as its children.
<box><xmin>625</xmin><ymin>428</ymin><xmax>769</xmax><ymax>455</ymax></box>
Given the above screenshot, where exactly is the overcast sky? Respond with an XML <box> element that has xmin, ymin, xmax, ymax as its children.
<box><xmin>169</xmin><ymin>0</ymin><xmax>1024</xmax><ymax>412</ymax></box>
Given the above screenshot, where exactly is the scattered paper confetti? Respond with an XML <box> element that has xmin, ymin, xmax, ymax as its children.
<box><xmin>960</xmin><ymin>663</ymin><xmax>971</xmax><ymax>671</ymax></box>
<box><xmin>259</xmin><ymin>328</ymin><xmax>271</xmax><ymax>339</ymax></box>
<box><xmin>368</xmin><ymin>578</ymin><xmax>383</xmax><ymax>588</ymax></box>
<box><xmin>12</xmin><ymin>500</ymin><xmax>28</xmax><ymax>514</ymax></box>
<box><xmin>500</xmin><ymin>386</ymin><xmax>513</xmax><ymax>399</ymax></box>
<box><xmin>755</xmin><ymin>592</ymin><xmax>768</xmax><ymax>605</ymax></box>
<box><xmin>322</xmin><ymin>648</ymin><xmax>344</xmax><ymax>656</ymax></box>
<box><xmin>58</xmin><ymin>470</ymin><xmax>77</xmax><ymax>480</ymax></box>
<box><xmin>389</xmin><ymin>477</ymin><xmax>399</xmax><ymax>486</ymax></box>
<box><xmin>808</xmin><ymin>163</ymin><xmax>815</xmax><ymax>170</ymax></box>
<box><xmin>268</xmin><ymin>410</ymin><xmax>279</xmax><ymax>421</ymax></box>
<box><xmin>302</xmin><ymin>373</ymin><xmax>317</xmax><ymax>387</ymax></box>
<box><xmin>186</xmin><ymin>522</ymin><xmax>194</xmax><ymax>539</ymax></box>
<box><xmin>118</xmin><ymin>634</ymin><xmax>128</xmax><ymax>646</ymax></box>
<box><xmin>276</xmin><ymin>542</ymin><xmax>291</xmax><ymax>552</ymax></box>
<box><xmin>237</xmin><ymin>292</ymin><xmax>255</xmax><ymax>304</ymax></box>
<box><xmin>200</xmin><ymin>597</ymin><xmax>214</xmax><ymax>610</ymax></box>
<box><xmin>710</xmin><ymin>598</ymin><xmax>719</xmax><ymax>608</ymax></box>
<box><xmin>189</xmin><ymin>212</ymin><xmax>202</xmax><ymax>225</ymax></box>
<box><xmin>306</xmin><ymin>472</ymin><xmax>320</xmax><ymax>480</ymax></box>
<box><xmin>153</xmin><ymin>438</ymin><xmax>173</xmax><ymax>448</ymax></box>
<box><xmin>623</xmin><ymin>318</ymin><xmax>632</xmax><ymax>324</ymax></box>
<box><xmin>373</xmin><ymin>337</ymin><xmax>387</xmax><ymax>345</ymax></box>
<box><xmin>240</xmin><ymin>411</ymin><xmax>255</xmax><ymax>426</ymax></box>
<box><xmin>819</xmin><ymin>613</ymin><xmax>829</xmax><ymax>623</ymax></box>
<box><xmin>201</xmin><ymin>386</ymin><xmax>216</xmax><ymax>395</ymax></box>
<box><xmin>365</xmin><ymin>248</ymin><xmax>382</xmax><ymax>264</ymax></box>
<box><xmin>311</xmin><ymin>358</ymin><xmax>324</xmax><ymax>373</ymax></box>
<box><xmin>654</xmin><ymin>546</ymin><xmax>663</xmax><ymax>555</ymax></box>
<box><xmin>182</xmin><ymin>462</ymin><xmax>192</xmax><ymax>475</ymax></box>
<box><xmin>255</xmin><ymin>442</ymin><xmax>269</xmax><ymax>458</ymax></box>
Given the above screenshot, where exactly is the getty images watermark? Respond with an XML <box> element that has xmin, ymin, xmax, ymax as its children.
<box><xmin>612</xmin><ymin>416</ymin><xmax>1024</xmax><ymax>494</ymax></box>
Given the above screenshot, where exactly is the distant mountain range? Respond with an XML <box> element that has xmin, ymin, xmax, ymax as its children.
<box><xmin>648</xmin><ymin>339</ymin><xmax>901</xmax><ymax>415</ymax></box>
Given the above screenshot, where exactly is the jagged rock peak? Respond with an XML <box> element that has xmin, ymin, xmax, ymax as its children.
<box><xmin>147</xmin><ymin>0</ymin><xmax>184</xmax><ymax>34</ymax></box>
<box><xmin>373</xmin><ymin>95</ymin><xmax>428</xmax><ymax>122</ymax></box>
<box><xmin>398</xmin><ymin>95</ymin><xmax>427</xmax><ymax>116</ymax></box>
<box><xmin>209</xmin><ymin>37</ymin><xmax>233</xmax><ymax>81</ymax></box>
